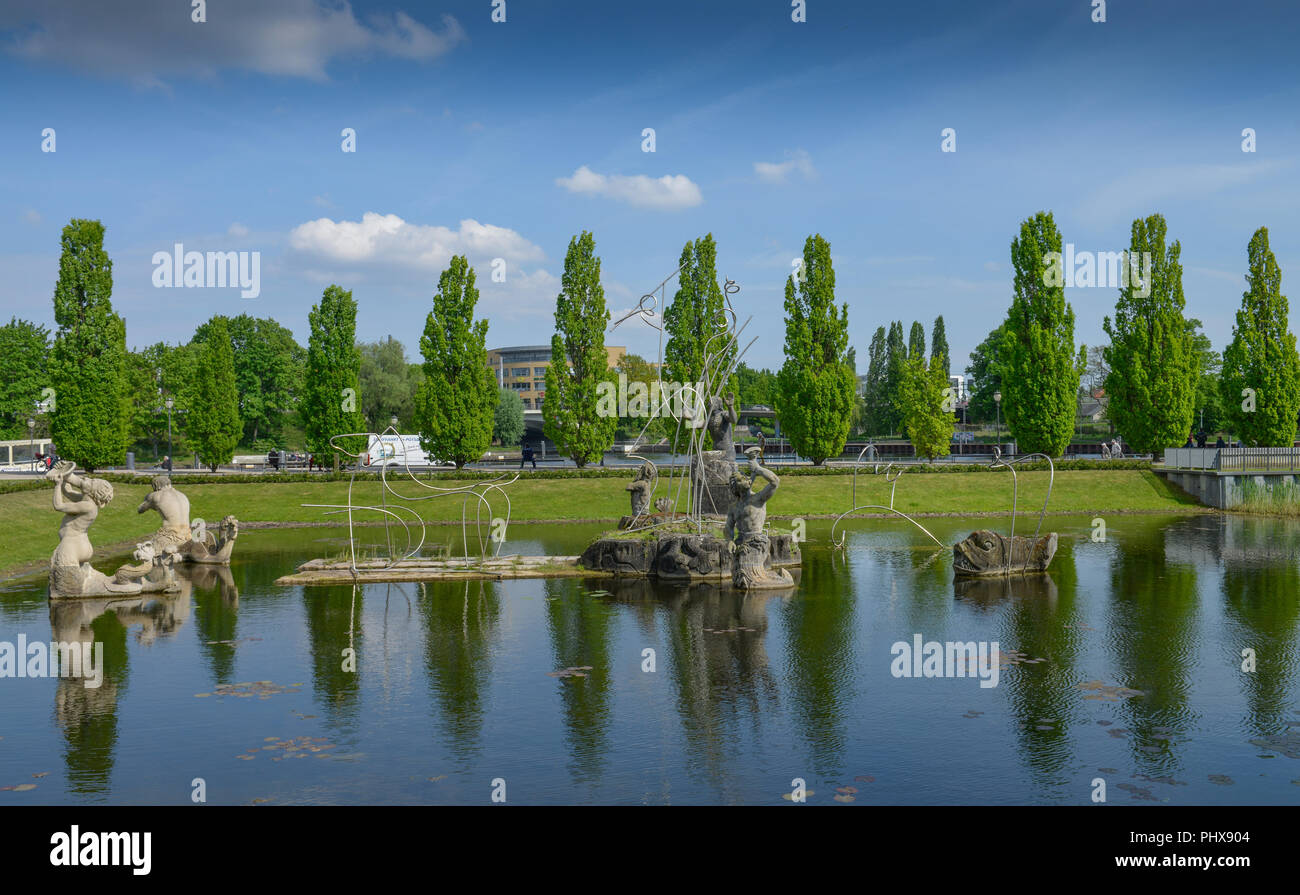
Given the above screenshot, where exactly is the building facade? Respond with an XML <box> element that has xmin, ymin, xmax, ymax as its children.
<box><xmin>487</xmin><ymin>344</ymin><xmax>627</xmax><ymax>410</ymax></box>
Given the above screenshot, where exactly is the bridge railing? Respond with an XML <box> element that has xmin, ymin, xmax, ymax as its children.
<box><xmin>1218</xmin><ymin>447</ymin><xmax>1300</xmax><ymax>472</ymax></box>
<box><xmin>1164</xmin><ymin>447</ymin><xmax>1300</xmax><ymax>472</ymax></box>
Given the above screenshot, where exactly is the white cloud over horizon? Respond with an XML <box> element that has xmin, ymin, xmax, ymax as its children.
<box><xmin>288</xmin><ymin>212</ymin><xmax>546</xmax><ymax>269</ymax></box>
<box><xmin>754</xmin><ymin>149</ymin><xmax>816</xmax><ymax>184</ymax></box>
<box><xmin>556</xmin><ymin>166</ymin><xmax>703</xmax><ymax>210</ymax></box>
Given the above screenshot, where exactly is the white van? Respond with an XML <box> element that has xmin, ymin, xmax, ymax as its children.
<box><xmin>364</xmin><ymin>433</ymin><xmax>443</xmax><ymax>468</ymax></box>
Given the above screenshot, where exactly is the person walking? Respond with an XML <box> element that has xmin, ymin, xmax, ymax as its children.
<box><xmin>757</xmin><ymin>430</ymin><xmax>766</xmax><ymax>460</ymax></box>
<box><xmin>520</xmin><ymin>444</ymin><xmax>536</xmax><ymax>469</ymax></box>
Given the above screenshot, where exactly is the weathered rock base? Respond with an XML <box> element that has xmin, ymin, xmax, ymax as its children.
<box><xmin>578</xmin><ymin>531</ymin><xmax>799</xmax><ymax>585</ymax></box>
<box><xmin>952</xmin><ymin>530</ymin><xmax>1058</xmax><ymax>577</ymax></box>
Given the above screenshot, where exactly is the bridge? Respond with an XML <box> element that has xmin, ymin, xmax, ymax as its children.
<box><xmin>1158</xmin><ymin>447</ymin><xmax>1300</xmax><ymax>508</ymax></box>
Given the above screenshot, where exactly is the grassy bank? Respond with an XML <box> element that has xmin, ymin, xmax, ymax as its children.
<box><xmin>0</xmin><ymin>468</ymin><xmax>1202</xmax><ymax>575</ymax></box>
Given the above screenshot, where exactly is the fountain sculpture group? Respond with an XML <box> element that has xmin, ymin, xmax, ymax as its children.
<box><xmin>46</xmin><ymin>461</ymin><xmax>239</xmax><ymax>598</ymax></box>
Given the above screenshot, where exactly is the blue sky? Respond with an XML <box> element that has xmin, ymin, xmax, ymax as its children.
<box><xmin>2</xmin><ymin>0</ymin><xmax>1298</xmax><ymax>376</ymax></box>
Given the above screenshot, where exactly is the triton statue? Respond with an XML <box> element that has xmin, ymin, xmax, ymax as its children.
<box><xmin>724</xmin><ymin>450</ymin><xmax>794</xmax><ymax>589</ymax></box>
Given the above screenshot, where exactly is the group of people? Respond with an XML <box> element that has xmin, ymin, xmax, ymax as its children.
<box><xmin>1182</xmin><ymin>431</ymin><xmax>1228</xmax><ymax>449</ymax></box>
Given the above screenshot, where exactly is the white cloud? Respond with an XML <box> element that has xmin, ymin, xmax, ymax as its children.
<box><xmin>23</xmin><ymin>208</ymin><xmax>41</xmax><ymax>225</ymax></box>
<box><xmin>228</xmin><ymin>222</ymin><xmax>249</xmax><ymax>237</ymax></box>
<box><xmin>1</xmin><ymin>1</ymin><xmax>465</xmax><ymax>82</ymax></box>
<box><xmin>288</xmin><ymin>212</ymin><xmax>546</xmax><ymax>270</ymax></box>
<box><xmin>754</xmin><ymin>149</ymin><xmax>816</xmax><ymax>184</ymax></box>
<box><xmin>556</xmin><ymin>166</ymin><xmax>702</xmax><ymax>210</ymax></box>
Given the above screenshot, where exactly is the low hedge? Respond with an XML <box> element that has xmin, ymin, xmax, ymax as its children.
<box><xmin>0</xmin><ymin>457</ymin><xmax>1153</xmax><ymax>491</ymax></box>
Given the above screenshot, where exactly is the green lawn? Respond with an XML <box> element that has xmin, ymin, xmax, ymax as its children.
<box><xmin>0</xmin><ymin>469</ymin><xmax>1202</xmax><ymax>575</ymax></box>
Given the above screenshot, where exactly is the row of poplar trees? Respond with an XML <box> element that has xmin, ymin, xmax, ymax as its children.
<box><xmin>996</xmin><ymin>211</ymin><xmax>1299</xmax><ymax>456</ymax></box>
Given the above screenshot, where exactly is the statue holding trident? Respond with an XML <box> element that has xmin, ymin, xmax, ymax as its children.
<box><xmin>724</xmin><ymin>448</ymin><xmax>794</xmax><ymax>589</ymax></box>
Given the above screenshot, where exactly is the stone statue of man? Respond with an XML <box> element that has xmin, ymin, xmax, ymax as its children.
<box><xmin>706</xmin><ymin>392</ymin><xmax>738</xmax><ymax>454</ymax></box>
<box><xmin>723</xmin><ymin>451</ymin><xmax>793</xmax><ymax>588</ymax></box>
<box><xmin>137</xmin><ymin>475</ymin><xmax>192</xmax><ymax>556</ymax></box>
<box><xmin>626</xmin><ymin>461</ymin><xmax>656</xmax><ymax>516</ymax></box>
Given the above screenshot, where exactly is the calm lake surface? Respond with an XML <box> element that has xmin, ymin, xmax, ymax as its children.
<box><xmin>2</xmin><ymin>514</ymin><xmax>1299</xmax><ymax>805</ymax></box>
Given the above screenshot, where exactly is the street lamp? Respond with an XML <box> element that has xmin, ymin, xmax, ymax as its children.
<box><xmin>27</xmin><ymin>418</ymin><xmax>35</xmax><ymax>470</ymax></box>
<box><xmin>994</xmin><ymin>390</ymin><xmax>1002</xmax><ymax>449</ymax></box>
<box><xmin>165</xmin><ymin>397</ymin><xmax>174</xmax><ymax>468</ymax></box>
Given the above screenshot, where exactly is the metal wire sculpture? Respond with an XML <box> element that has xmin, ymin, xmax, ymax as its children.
<box><xmin>830</xmin><ymin>449</ymin><xmax>943</xmax><ymax>549</ymax></box>
<box><xmin>613</xmin><ymin>269</ymin><xmax>757</xmax><ymax>533</ymax></box>
<box><xmin>301</xmin><ymin>426</ymin><xmax>519</xmax><ymax>577</ymax></box>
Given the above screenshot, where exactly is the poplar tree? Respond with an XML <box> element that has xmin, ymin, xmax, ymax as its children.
<box><xmin>543</xmin><ymin>232</ymin><xmax>618</xmax><ymax>467</ymax></box>
<box><xmin>774</xmin><ymin>234</ymin><xmax>855</xmax><ymax>465</ymax></box>
<box><xmin>662</xmin><ymin>233</ymin><xmax>734</xmax><ymax>446</ymax></box>
<box><xmin>1101</xmin><ymin>214</ymin><xmax>1196</xmax><ymax>454</ymax></box>
<box><xmin>1004</xmin><ymin>211</ymin><xmax>1083</xmax><ymax>456</ymax></box>
<box><xmin>883</xmin><ymin>321</ymin><xmax>908</xmax><ymax>434</ymax></box>
<box><xmin>663</xmin><ymin>233</ymin><xmax>732</xmax><ymax>386</ymax></box>
<box><xmin>303</xmin><ymin>284</ymin><xmax>364</xmax><ymax>463</ymax></box>
<box><xmin>48</xmin><ymin>219</ymin><xmax>131</xmax><ymax>471</ymax></box>
<box><xmin>931</xmin><ymin>315</ymin><xmax>950</xmax><ymax>379</ymax></box>
<box><xmin>413</xmin><ymin>256</ymin><xmax>496</xmax><ymax>467</ymax></box>
<box><xmin>908</xmin><ymin>321</ymin><xmax>926</xmax><ymax>359</ymax></box>
<box><xmin>0</xmin><ymin>318</ymin><xmax>50</xmax><ymax>439</ymax></box>
<box><xmin>861</xmin><ymin>326</ymin><xmax>888</xmax><ymax>435</ymax></box>
<box><xmin>188</xmin><ymin>316</ymin><xmax>242</xmax><ymax>471</ymax></box>
<box><xmin>899</xmin><ymin>353</ymin><xmax>955</xmax><ymax>461</ymax></box>
<box><xmin>1220</xmin><ymin>227</ymin><xmax>1300</xmax><ymax>446</ymax></box>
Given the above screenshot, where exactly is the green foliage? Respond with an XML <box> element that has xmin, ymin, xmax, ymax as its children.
<box><xmin>883</xmin><ymin>321</ymin><xmax>908</xmax><ymax>434</ymax></box>
<box><xmin>543</xmin><ymin>232</ymin><xmax>618</xmax><ymax>467</ymax></box>
<box><xmin>859</xmin><ymin>326</ymin><xmax>889</xmax><ymax>436</ymax></box>
<box><xmin>48</xmin><ymin>219</ymin><xmax>131</xmax><ymax>471</ymax></box>
<box><xmin>195</xmin><ymin>314</ymin><xmax>304</xmax><ymax>445</ymax></box>
<box><xmin>0</xmin><ymin>318</ymin><xmax>50</xmax><ymax>439</ymax></box>
<box><xmin>358</xmin><ymin>336</ymin><xmax>421</xmax><ymax>432</ymax></box>
<box><xmin>908</xmin><ymin>321</ymin><xmax>926</xmax><ymax>359</ymax></box>
<box><xmin>930</xmin><ymin>315</ymin><xmax>950</xmax><ymax>379</ymax></box>
<box><xmin>899</xmin><ymin>354</ymin><xmax>955</xmax><ymax>460</ymax></box>
<box><xmin>302</xmin><ymin>285</ymin><xmax>365</xmax><ymax>461</ymax></box>
<box><xmin>1003</xmin><ymin>211</ymin><xmax>1082</xmax><ymax>456</ymax></box>
<box><xmin>734</xmin><ymin>362</ymin><xmax>778</xmax><ymax>407</ymax></box>
<box><xmin>1101</xmin><ymin>214</ymin><xmax>1197</xmax><ymax>454</ymax></box>
<box><xmin>188</xmin><ymin>316</ymin><xmax>242</xmax><ymax>471</ymax></box>
<box><xmin>413</xmin><ymin>256</ymin><xmax>497</xmax><ymax>468</ymax></box>
<box><xmin>774</xmin><ymin>234</ymin><xmax>856</xmax><ymax>465</ymax></box>
<box><xmin>614</xmin><ymin>353</ymin><xmax>667</xmax><ymax>442</ymax></box>
<box><xmin>1186</xmin><ymin>319</ymin><xmax>1224</xmax><ymax>433</ymax></box>
<box><xmin>965</xmin><ymin>323</ymin><xmax>1010</xmax><ymax>424</ymax></box>
<box><xmin>493</xmin><ymin>387</ymin><xmax>525</xmax><ymax>446</ymax></box>
<box><xmin>1220</xmin><ymin>227</ymin><xmax>1300</xmax><ymax>446</ymax></box>
<box><xmin>663</xmin><ymin>233</ymin><xmax>732</xmax><ymax>388</ymax></box>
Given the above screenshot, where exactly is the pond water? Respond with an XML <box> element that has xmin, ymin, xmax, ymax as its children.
<box><xmin>2</xmin><ymin>514</ymin><xmax>1299</xmax><ymax>805</ymax></box>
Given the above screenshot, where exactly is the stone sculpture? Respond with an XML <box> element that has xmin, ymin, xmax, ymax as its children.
<box><xmin>137</xmin><ymin>475</ymin><xmax>238</xmax><ymax>564</ymax></box>
<box><xmin>723</xmin><ymin>451</ymin><xmax>794</xmax><ymax>589</ymax></box>
<box><xmin>111</xmin><ymin>541</ymin><xmax>180</xmax><ymax>594</ymax></box>
<box><xmin>626</xmin><ymin>461</ymin><xmax>656</xmax><ymax>516</ymax></box>
<box><xmin>706</xmin><ymin>392</ymin><xmax>738</xmax><ymax>454</ymax></box>
<box><xmin>47</xmin><ymin>461</ymin><xmax>142</xmax><ymax>597</ymax></box>
<box><xmin>952</xmin><ymin>529</ymin><xmax>1058</xmax><ymax>577</ymax></box>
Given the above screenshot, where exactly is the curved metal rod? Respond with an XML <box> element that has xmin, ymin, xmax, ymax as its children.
<box><xmin>987</xmin><ymin>450</ymin><xmax>1055</xmax><ymax>539</ymax></box>
<box><xmin>831</xmin><ymin>505</ymin><xmax>944</xmax><ymax>548</ymax></box>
